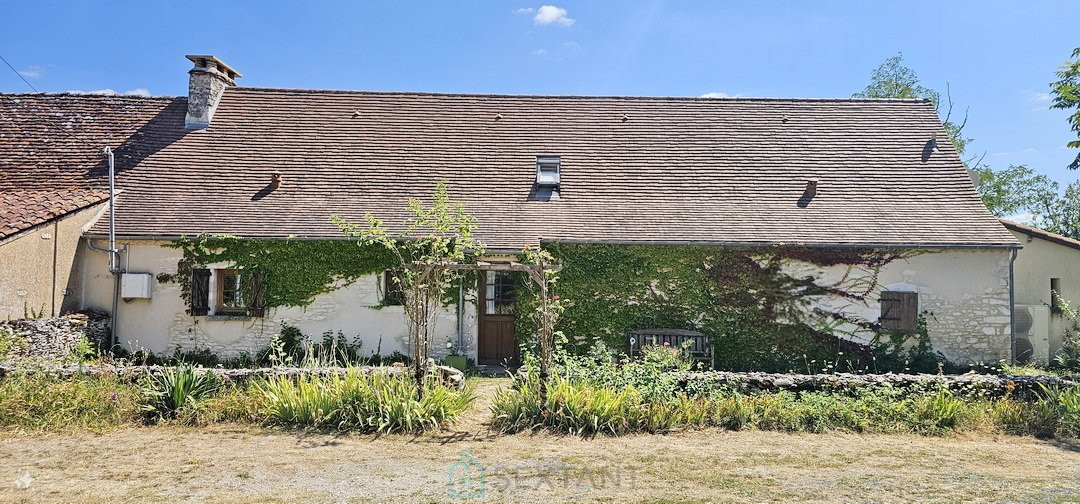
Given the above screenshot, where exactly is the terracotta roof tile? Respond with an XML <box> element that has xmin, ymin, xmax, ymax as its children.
<box><xmin>0</xmin><ymin>188</ymin><xmax>109</xmax><ymax>238</ymax></box>
<box><xmin>0</xmin><ymin>93</ymin><xmax>175</xmax><ymax>238</ymax></box>
<box><xmin>2</xmin><ymin>89</ymin><xmax>1019</xmax><ymax>249</ymax></box>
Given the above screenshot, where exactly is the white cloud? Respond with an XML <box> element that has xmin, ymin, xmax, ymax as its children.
<box><xmin>514</xmin><ymin>7</ymin><xmax>535</xmax><ymax>14</ymax></box>
<box><xmin>699</xmin><ymin>91</ymin><xmax>743</xmax><ymax>98</ymax></box>
<box><xmin>1028</xmin><ymin>91</ymin><xmax>1051</xmax><ymax>103</ymax></box>
<box><xmin>533</xmin><ymin>5</ymin><xmax>574</xmax><ymax>26</ymax></box>
<box><xmin>17</xmin><ymin>66</ymin><xmax>42</xmax><ymax>79</ymax></box>
<box><xmin>66</xmin><ymin>88</ymin><xmax>152</xmax><ymax>97</ymax></box>
<box><xmin>1005</xmin><ymin>212</ymin><xmax>1035</xmax><ymax>225</ymax></box>
<box><xmin>531</xmin><ymin>49</ymin><xmax>549</xmax><ymax>57</ymax></box>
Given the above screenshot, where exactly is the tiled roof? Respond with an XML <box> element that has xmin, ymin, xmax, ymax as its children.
<box><xmin>0</xmin><ymin>188</ymin><xmax>109</xmax><ymax>239</ymax></box>
<box><xmin>1001</xmin><ymin>220</ymin><xmax>1080</xmax><ymax>252</ymax></box>
<box><xmin>3</xmin><ymin>89</ymin><xmax>1019</xmax><ymax>250</ymax></box>
<box><xmin>0</xmin><ymin>93</ymin><xmax>175</xmax><ymax>238</ymax></box>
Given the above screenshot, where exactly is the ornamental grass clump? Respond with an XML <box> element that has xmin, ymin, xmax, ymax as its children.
<box><xmin>0</xmin><ymin>372</ymin><xmax>142</xmax><ymax>432</ymax></box>
<box><xmin>491</xmin><ymin>371</ymin><xmax>1080</xmax><ymax>438</ymax></box>
<box><xmin>141</xmin><ymin>365</ymin><xmax>223</xmax><ymax>420</ymax></box>
<box><xmin>254</xmin><ymin>369</ymin><xmax>474</xmax><ymax>433</ymax></box>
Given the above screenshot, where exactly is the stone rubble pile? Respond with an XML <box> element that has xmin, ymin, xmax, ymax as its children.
<box><xmin>0</xmin><ymin>311</ymin><xmax>109</xmax><ymax>362</ymax></box>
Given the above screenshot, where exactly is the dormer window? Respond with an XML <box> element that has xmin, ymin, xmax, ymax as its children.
<box><xmin>533</xmin><ymin>156</ymin><xmax>561</xmax><ymax>200</ymax></box>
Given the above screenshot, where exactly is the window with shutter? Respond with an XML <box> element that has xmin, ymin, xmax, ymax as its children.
<box><xmin>879</xmin><ymin>291</ymin><xmax>918</xmax><ymax>333</ymax></box>
<box><xmin>191</xmin><ymin>268</ymin><xmax>211</xmax><ymax>316</ymax></box>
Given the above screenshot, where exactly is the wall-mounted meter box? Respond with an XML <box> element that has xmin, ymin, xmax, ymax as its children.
<box><xmin>120</xmin><ymin>273</ymin><xmax>153</xmax><ymax>299</ymax></box>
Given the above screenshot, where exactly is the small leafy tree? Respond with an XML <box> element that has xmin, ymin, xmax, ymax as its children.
<box><xmin>854</xmin><ymin>53</ymin><xmax>972</xmax><ymax>160</ymax></box>
<box><xmin>333</xmin><ymin>180</ymin><xmax>483</xmax><ymax>395</ymax></box>
<box><xmin>1050</xmin><ymin>47</ymin><xmax>1080</xmax><ymax>170</ymax></box>
<box><xmin>974</xmin><ymin>164</ymin><xmax>1080</xmax><ymax>240</ymax></box>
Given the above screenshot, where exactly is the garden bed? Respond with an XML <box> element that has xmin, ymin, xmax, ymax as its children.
<box><xmin>0</xmin><ymin>364</ymin><xmax>473</xmax><ymax>434</ymax></box>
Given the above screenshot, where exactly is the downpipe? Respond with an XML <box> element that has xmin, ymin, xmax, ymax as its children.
<box><xmin>1009</xmin><ymin>248</ymin><xmax>1018</xmax><ymax>365</ymax></box>
<box><xmin>103</xmin><ymin>147</ymin><xmax>123</xmax><ymax>349</ymax></box>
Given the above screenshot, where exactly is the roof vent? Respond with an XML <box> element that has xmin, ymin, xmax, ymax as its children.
<box><xmin>270</xmin><ymin>172</ymin><xmax>282</xmax><ymax>190</ymax></box>
<box><xmin>532</xmin><ymin>156</ymin><xmax>561</xmax><ymax>201</ymax></box>
<box><xmin>798</xmin><ymin>178</ymin><xmax>818</xmax><ymax>208</ymax></box>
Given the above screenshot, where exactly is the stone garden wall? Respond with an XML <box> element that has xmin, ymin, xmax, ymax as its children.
<box><xmin>0</xmin><ymin>311</ymin><xmax>108</xmax><ymax>362</ymax></box>
<box><xmin>673</xmin><ymin>370</ymin><xmax>1076</xmax><ymax>399</ymax></box>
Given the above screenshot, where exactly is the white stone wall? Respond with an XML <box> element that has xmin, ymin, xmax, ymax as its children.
<box><xmin>1009</xmin><ymin>229</ymin><xmax>1080</xmax><ymax>359</ymax></box>
<box><xmin>783</xmin><ymin>248</ymin><xmax>1013</xmax><ymax>365</ymax></box>
<box><xmin>79</xmin><ymin>240</ymin><xmax>480</xmax><ymax>361</ymax></box>
<box><xmin>78</xmin><ymin>240</ymin><xmax>1014</xmax><ymax>366</ymax></box>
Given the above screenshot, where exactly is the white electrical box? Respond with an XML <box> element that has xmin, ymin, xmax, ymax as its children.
<box><xmin>120</xmin><ymin>273</ymin><xmax>153</xmax><ymax>299</ymax></box>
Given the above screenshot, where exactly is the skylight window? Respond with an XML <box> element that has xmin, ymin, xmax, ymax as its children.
<box><xmin>536</xmin><ymin>156</ymin><xmax>561</xmax><ymax>186</ymax></box>
<box><xmin>532</xmin><ymin>156</ymin><xmax>562</xmax><ymax>201</ymax></box>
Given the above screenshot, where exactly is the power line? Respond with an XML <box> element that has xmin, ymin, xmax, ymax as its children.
<box><xmin>0</xmin><ymin>53</ymin><xmax>39</xmax><ymax>92</ymax></box>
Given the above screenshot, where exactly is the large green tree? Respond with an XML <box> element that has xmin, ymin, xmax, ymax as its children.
<box><xmin>854</xmin><ymin>53</ymin><xmax>972</xmax><ymax>158</ymax></box>
<box><xmin>1050</xmin><ymin>47</ymin><xmax>1080</xmax><ymax>170</ymax></box>
<box><xmin>974</xmin><ymin>164</ymin><xmax>1080</xmax><ymax>240</ymax></box>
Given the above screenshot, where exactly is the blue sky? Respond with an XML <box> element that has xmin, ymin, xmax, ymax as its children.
<box><xmin>3</xmin><ymin>1</ymin><xmax>1078</xmax><ymax>183</ymax></box>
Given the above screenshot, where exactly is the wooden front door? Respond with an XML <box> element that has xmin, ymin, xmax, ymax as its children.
<box><xmin>478</xmin><ymin>271</ymin><xmax>518</xmax><ymax>366</ymax></box>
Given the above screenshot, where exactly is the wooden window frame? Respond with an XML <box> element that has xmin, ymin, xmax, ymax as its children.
<box><xmin>215</xmin><ymin>268</ymin><xmax>247</xmax><ymax>314</ymax></box>
<box><xmin>483</xmin><ymin>271</ymin><xmax>517</xmax><ymax>316</ymax></box>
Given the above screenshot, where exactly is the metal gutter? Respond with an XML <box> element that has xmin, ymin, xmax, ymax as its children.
<box><xmin>538</xmin><ymin>238</ymin><xmax>1022</xmax><ymax>250</ymax></box>
<box><xmin>84</xmin><ymin>235</ymin><xmax>1019</xmax><ymax>252</ymax></box>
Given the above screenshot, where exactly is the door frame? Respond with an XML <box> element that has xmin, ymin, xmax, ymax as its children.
<box><xmin>477</xmin><ymin>270</ymin><xmax>519</xmax><ymax>366</ymax></box>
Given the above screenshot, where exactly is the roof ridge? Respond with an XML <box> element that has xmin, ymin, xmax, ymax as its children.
<box><xmin>0</xmin><ymin>92</ymin><xmax>175</xmax><ymax>101</ymax></box>
<box><xmin>229</xmin><ymin>86</ymin><xmax>934</xmax><ymax>103</ymax></box>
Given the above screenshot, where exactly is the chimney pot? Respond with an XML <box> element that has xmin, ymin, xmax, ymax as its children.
<box><xmin>184</xmin><ymin>55</ymin><xmax>242</xmax><ymax>129</ymax></box>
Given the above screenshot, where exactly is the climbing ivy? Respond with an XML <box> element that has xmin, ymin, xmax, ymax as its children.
<box><xmin>517</xmin><ymin>243</ymin><xmax>936</xmax><ymax>373</ymax></box>
<box><xmin>157</xmin><ymin>234</ymin><xmax>396</xmax><ymax>311</ymax></box>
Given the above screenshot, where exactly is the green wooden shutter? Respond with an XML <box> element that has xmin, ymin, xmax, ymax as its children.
<box><xmin>191</xmin><ymin>268</ymin><xmax>211</xmax><ymax>316</ymax></box>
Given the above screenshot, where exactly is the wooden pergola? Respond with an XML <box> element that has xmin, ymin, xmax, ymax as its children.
<box><xmin>427</xmin><ymin>260</ymin><xmax>562</xmax><ymax>400</ymax></box>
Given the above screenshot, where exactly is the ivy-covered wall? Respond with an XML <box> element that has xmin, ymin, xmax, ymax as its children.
<box><xmin>157</xmin><ymin>235</ymin><xmax>396</xmax><ymax>311</ymax></box>
<box><xmin>518</xmin><ymin>243</ymin><xmax>1013</xmax><ymax>372</ymax></box>
<box><xmin>78</xmin><ymin>239</ymin><xmax>477</xmax><ymax>360</ymax></box>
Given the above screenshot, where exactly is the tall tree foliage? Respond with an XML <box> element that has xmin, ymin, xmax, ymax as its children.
<box><xmin>854</xmin><ymin>53</ymin><xmax>972</xmax><ymax>159</ymax></box>
<box><xmin>974</xmin><ymin>164</ymin><xmax>1080</xmax><ymax>240</ymax></box>
<box><xmin>1050</xmin><ymin>47</ymin><xmax>1080</xmax><ymax>170</ymax></box>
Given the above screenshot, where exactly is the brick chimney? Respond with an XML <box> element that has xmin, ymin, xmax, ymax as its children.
<box><xmin>184</xmin><ymin>55</ymin><xmax>242</xmax><ymax>129</ymax></box>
